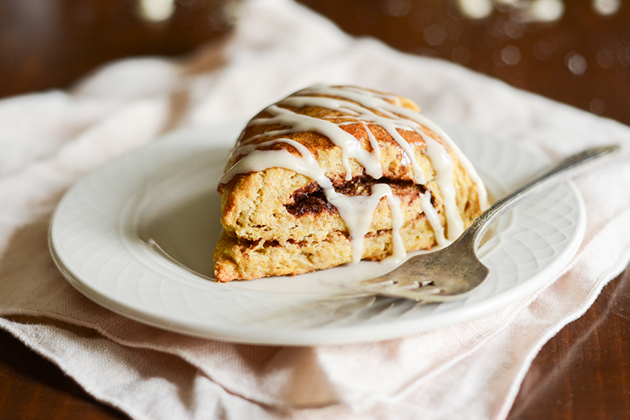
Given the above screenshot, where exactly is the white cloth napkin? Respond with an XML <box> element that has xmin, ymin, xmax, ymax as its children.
<box><xmin>2</xmin><ymin>0</ymin><xmax>630</xmax><ymax>419</ymax></box>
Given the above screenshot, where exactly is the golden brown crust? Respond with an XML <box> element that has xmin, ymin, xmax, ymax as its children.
<box><xmin>213</xmin><ymin>86</ymin><xmax>485</xmax><ymax>282</ymax></box>
<box><xmin>213</xmin><ymin>216</ymin><xmax>436</xmax><ymax>282</ymax></box>
<box><xmin>223</xmin><ymin>93</ymin><xmax>440</xmax><ymax>186</ymax></box>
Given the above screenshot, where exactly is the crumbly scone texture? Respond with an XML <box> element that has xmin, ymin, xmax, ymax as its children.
<box><xmin>214</xmin><ymin>87</ymin><xmax>485</xmax><ymax>282</ymax></box>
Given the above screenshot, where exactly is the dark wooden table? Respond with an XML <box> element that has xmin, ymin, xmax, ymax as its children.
<box><xmin>2</xmin><ymin>0</ymin><xmax>630</xmax><ymax>418</ymax></box>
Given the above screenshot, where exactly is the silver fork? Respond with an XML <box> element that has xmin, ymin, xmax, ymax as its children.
<box><xmin>358</xmin><ymin>145</ymin><xmax>620</xmax><ymax>302</ymax></box>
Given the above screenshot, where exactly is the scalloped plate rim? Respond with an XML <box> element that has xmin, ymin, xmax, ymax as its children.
<box><xmin>48</xmin><ymin>121</ymin><xmax>587</xmax><ymax>345</ymax></box>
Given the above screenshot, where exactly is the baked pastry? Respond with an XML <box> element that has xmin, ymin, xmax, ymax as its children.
<box><xmin>214</xmin><ymin>85</ymin><xmax>487</xmax><ymax>282</ymax></box>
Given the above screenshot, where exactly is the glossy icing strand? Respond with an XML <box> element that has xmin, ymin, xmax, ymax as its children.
<box><xmin>220</xmin><ymin>138</ymin><xmax>333</xmax><ymax>189</ymax></box>
<box><xmin>281</xmin><ymin>94</ymin><xmax>426</xmax><ymax>184</ymax></box>
<box><xmin>248</xmin><ymin>105</ymin><xmax>382</xmax><ymax>180</ymax></box>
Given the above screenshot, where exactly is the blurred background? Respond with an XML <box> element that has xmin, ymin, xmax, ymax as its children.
<box><xmin>1</xmin><ymin>1</ymin><xmax>630</xmax><ymax>419</ymax></box>
<box><xmin>1</xmin><ymin>0</ymin><xmax>629</xmax><ymax>124</ymax></box>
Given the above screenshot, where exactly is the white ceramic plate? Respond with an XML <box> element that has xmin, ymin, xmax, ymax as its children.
<box><xmin>49</xmin><ymin>121</ymin><xmax>586</xmax><ymax>345</ymax></box>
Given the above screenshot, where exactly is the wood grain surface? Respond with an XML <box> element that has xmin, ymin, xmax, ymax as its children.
<box><xmin>1</xmin><ymin>0</ymin><xmax>629</xmax><ymax>419</ymax></box>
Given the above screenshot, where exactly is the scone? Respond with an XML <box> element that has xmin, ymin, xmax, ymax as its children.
<box><xmin>214</xmin><ymin>84</ymin><xmax>487</xmax><ymax>282</ymax></box>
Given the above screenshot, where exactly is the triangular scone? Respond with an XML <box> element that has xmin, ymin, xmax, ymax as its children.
<box><xmin>214</xmin><ymin>85</ymin><xmax>487</xmax><ymax>282</ymax></box>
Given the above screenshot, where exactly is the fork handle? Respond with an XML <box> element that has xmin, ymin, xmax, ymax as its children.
<box><xmin>462</xmin><ymin>144</ymin><xmax>620</xmax><ymax>247</ymax></box>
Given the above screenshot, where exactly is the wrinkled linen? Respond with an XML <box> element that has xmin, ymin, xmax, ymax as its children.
<box><xmin>1</xmin><ymin>0</ymin><xmax>630</xmax><ymax>419</ymax></box>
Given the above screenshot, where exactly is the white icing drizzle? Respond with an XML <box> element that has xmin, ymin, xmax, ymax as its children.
<box><xmin>324</xmin><ymin>188</ymin><xmax>382</xmax><ymax>264</ymax></box>
<box><xmin>384</xmin><ymin>189</ymin><xmax>407</xmax><ymax>263</ymax></box>
<box><xmin>421</xmin><ymin>191</ymin><xmax>446</xmax><ymax>246</ymax></box>
<box><xmin>247</xmin><ymin>105</ymin><xmax>381</xmax><ymax>180</ymax></box>
<box><xmin>296</xmin><ymin>85</ymin><xmax>471</xmax><ymax>240</ymax></box>
<box><xmin>220</xmin><ymin>139</ymin><xmax>406</xmax><ymax>261</ymax></box>
<box><xmin>382</xmin><ymin>99</ymin><xmax>489</xmax><ymax>213</ymax></box>
<box><xmin>220</xmin><ymin>85</ymin><xmax>488</xmax><ymax>264</ymax></box>
<box><xmin>360</xmin><ymin>121</ymin><xmax>381</xmax><ymax>164</ymax></box>
<box><xmin>325</xmin><ymin>184</ymin><xmax>405</xmax><ymax>264</ymax></box>
<box><xmin>422</xmin><ymin>139</ymin><xmax>463</xmax><ymax>239</ymax></box>
<box><xmin>281</xmin><ymin>94</ymin><xmax>426</xmax><ymax>184</ymax></box>
<box><xmin>220</xmin><ymin>138</ymin><xmax>332</xmax><ymax>189</ymax></box>
<box><xmin>341</xmin><ymin>85</ymin><xmax>487</xmax><ymax>211</ymax></box>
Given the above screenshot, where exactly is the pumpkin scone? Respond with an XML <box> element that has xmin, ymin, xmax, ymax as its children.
<box><xmin>214</xmin><ymin>85</ymin><xmax>487</xmax><ymax>282</ymax></box>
